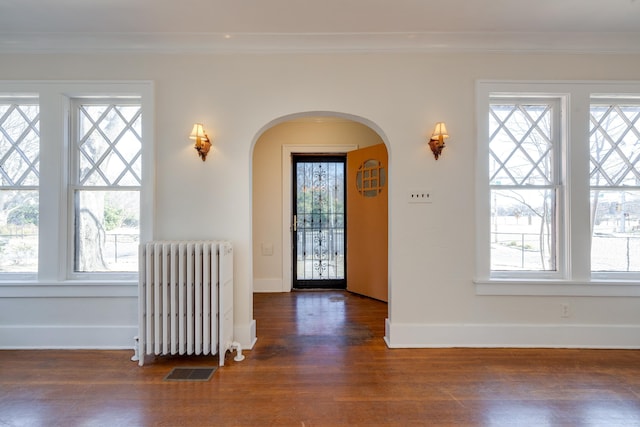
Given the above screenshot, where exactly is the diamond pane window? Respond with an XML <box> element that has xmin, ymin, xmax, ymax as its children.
<box><xmin>77</xmin><ymin>103</ymin><xmax>142</xmax><ymax>187</ymax></box>
<box><xmin>490</xmin><ymin>103</ymin><xmax>553</xmax><ymax>186</ymax></box>
<box><xmin>590</xmin><ymin>104</ymin><xmax>640</xmax><ymax>187</ymax></box>
<box><xmin>590</xmin><ymin>101</ymin><xmax>640</xmax><ymax>272</ymax></box>
<box><xmin>0</xmin><ymin>99</ymin><xmax>39</xmax><ymax>273</ymax></box>
<box><xmin>489</xmin><ymin>100</ymin><xmax>559</xmax><ymax>272</ymax></box>
<box><xmin>73</xmin><ymin>100</ymin><xmax>141</xmax><ymax>273</ymax></box>
<box><xmin>0</xmin><ymin>103</ymin><xmax>39</xmax><ymax>186</ymax></box>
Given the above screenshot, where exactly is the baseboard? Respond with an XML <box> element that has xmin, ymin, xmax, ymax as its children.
<box><xmin>385</xmin><ymin>322</ymin><xmax>640</xmax><ymax>349</ymax></box>
<box><xmin>1</xmin><ymin>320</ymin><xmax>259</xmax><ymax>352</ymax></box>
<box><xmin>253</xmin><ymin>278</ymin><xmax>285</xmax><ymax>293</ymax></box>
<box><xmin>7</xmin><ymin>321</ymin><xmax>634</xmax><ymax>350</ymax></box>
<box><xmin>0</xmin><ymin>325</ymin><xmax>138</xmax><ymax>349</ymax></box>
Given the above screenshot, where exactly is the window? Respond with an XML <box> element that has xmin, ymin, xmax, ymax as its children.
<box><xmin>0</xmin><ymin>81</ymin><xmax>153</xmax><ymax>287</ymax></box>
<box><xmin>476</xmin><ymin>81</ymin><xmax>640</xmax><ymax>296</ymax></box>
<box><xmin>0</xmin><ymin>98</ymin><xmax>39</xmax><ymax>274</ymax></box>
<box><xmin>489</xmin><ymin>99</ymin><xmax>561</xmax><ymax>275</ymax></box>
<box><xmin>590</xmin><ymin>100</ymin><xmax>640</xmax><ymax>273</ymax></box>
<box><xmin>71</xmin><ymin>99</ymin><xmax>142</xmax><ymax>273</ymax></box>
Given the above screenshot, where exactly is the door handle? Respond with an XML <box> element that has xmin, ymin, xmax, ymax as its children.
<box><xmin>293</xmin><ymin>215</ymin><xmax>297</xmax><ymax>232</ymax></box>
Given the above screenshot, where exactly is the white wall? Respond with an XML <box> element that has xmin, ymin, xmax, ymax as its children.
<box><xmin>1</xmin><ymin>52</ymin><xmax>639</xmax><ymax>349</ymax></box>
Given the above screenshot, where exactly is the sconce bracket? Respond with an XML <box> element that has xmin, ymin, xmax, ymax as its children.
<box><xmin>429</xmin><ymin>138</ymin><xmax>445</xmax><ymax>160</ymax></box>
<box><xmin>195</xmin><ymin>138</ymin><xmax>212</xmax><ymax>161</ymax></box>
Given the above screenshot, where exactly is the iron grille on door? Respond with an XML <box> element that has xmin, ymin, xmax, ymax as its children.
<box><xmin>293</xmin><ymin>156</ymin><xmax>346</xmax><ymax>289</ymax></box>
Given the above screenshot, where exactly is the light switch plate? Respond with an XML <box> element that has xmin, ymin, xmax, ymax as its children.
<box><xmin>408</xmin><ymin>190</ymin><xmax>433</xmax><ymax>204</ymax></box>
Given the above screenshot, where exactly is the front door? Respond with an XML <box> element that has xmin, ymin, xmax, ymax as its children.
<box><xmin>292</xmin><ymin>155</ymin><xmax>346</xmax><ymax>289</ymax></box>
<box><xmin>346</xmin><ymin>144</ymin><xmax>388</xmax><ymax>301</ymax></box>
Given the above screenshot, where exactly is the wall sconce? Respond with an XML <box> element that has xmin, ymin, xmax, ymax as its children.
<box><xmin>428</xmin><ymin>122</ymin><xmax>449</xmax><ymax>160</ymax></box>
<box><xmin>189</xmin><ymin>123</ymin><xmax>211</xmax><ymax>161</ymax></box>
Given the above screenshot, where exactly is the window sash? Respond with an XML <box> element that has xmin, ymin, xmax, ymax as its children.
<box><xmin>589</xmin><ymin>100</ymin><xmax>640</xmax><ymax>187</ymax></box>
<box><xmin>71</xmin><ymin>99</ymin><xmax>142</xmax><ymax>189</ymax></box>
<box><xmin>73</xmin><ymin>188</ymin><xmax>140</xmax><ymax>273</ymax></box>
<box><xmin>490</xmin><ymin>187</ymin><xmax>558</xmax><ymax>273</ymax></box>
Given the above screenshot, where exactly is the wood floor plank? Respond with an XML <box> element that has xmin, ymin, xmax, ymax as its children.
<box><xmin>1</xmin><ymin>290</ymin><xmax>640</xmax><ymax>426</ymax></box>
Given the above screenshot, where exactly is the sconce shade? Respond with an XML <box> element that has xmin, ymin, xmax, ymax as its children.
<box><xmin>190</xmin><ymin>123</ymin><xmax>208</xmax><ymax>141</ymax></box>
<box><xmin>429</xmin><ymin>122</ymin><xmax>449</xmax><ymax>160</ymax></box>
<box><xmin>189</xmin><ymin>123</ymin><xmax>211</xmax><ymax>161</ymax></box>
<box><xmin>431</xmin><ymin>122</ymin><xmax>449</xmax><ymax>139</ymax></box>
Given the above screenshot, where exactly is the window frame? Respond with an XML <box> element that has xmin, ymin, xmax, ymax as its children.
<box><xmin>476</xmin><ymin>81</ymin><xmax>640</xmax><ymax>297</ymax></box>
<box><xmin>68</xmin><ymin>97</ymin><xmax>143</xmax><ymax>280</ymax></box>
<box><xmin>488</xmin><ymin>96</ymin><xmax>564</xmax><ymax>279</ymax></box>
<box><xmin>0</xmin><ymin>81</ymin><xmax>154</xmax><ymax>295</ymax></box>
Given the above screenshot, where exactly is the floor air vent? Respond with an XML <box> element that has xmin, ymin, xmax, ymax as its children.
<box><xmin>164</xmin><ymin>367</ymin><xmax>217</xmax><ymax>382</ymax></box>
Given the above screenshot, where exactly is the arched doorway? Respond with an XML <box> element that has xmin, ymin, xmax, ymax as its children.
<box><xmin>251</xmin><ymin>112</ymin><xmax>389</xmax><ymax>302</ymax></box>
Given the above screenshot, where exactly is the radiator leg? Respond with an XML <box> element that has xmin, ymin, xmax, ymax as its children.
<box><xmin>133</xmin><ymin>336</ymin><xmax>145</xmax><ymax>366</ymax></box>
<box><xmin>231</xmin><ymin>341</ymin><xmax>245</xmax><ymax>362</ymax></box>
<box><xmin>131</xmin><ymin>336</ymin><xmax>140</xmax><ymax>362</ymax></box>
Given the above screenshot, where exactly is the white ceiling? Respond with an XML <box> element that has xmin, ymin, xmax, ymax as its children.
<box><xmin>1</xmin><ymin>0</ymin><xmax>640</xmax><ymax>53</ymax></box>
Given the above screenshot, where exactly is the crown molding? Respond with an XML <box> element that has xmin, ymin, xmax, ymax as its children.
<box><xmin>1</xmin><ymin>32</ymin><xmax>640</xmax><ymax>54</ymax></box>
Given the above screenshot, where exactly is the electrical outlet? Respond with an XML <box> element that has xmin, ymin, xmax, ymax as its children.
<box><xmin>560</xmin><ymin>303</ymin><xmax>570</xmax><ymax>318</ymax></box>
<box><xmin>261</xmin><ymin>243</ymin><xmax>274</xmax><ymax>256</ymax></box>
<box><xmin>408</xmin><ymin>190</ymin><xmax>433</xmax><ymax>204</ymax></box>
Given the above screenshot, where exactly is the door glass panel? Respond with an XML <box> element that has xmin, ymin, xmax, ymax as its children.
<box><xmin>293</xmin><ymin>157</ymin><xmax>345</xmax><ymax>287</ymax></box>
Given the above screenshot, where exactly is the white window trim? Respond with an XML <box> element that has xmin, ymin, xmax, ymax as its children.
<box><xmin>476</xmin><ymin>80</ymin><xmax>640</xmax><ymax>297</ymax></box>
<box><xmin>0</xmin><ymin>81</ymin><xmax>154</xmax><ymax>297</ymax></box>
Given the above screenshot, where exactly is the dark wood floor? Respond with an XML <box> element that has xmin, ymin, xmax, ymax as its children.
<box><xmin>1</xmin><ymin>290</ymin><xmax>640</xmax><ymax>426</ymax></box>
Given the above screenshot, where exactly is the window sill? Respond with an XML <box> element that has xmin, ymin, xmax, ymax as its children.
<box><xmin>475</xmin><ymin>279</ymin><xmax>640</xmax><ymax>297</ymax></box>
<box><xmin>0</xmin><ymin>280</ymin><xmax>137</xmax><ymax>298</ymax></box>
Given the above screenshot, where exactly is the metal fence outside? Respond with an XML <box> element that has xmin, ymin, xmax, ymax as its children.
<box><xmin>492</xmin><ymin>232</ymin><xmax>640</xmax><ymax>272</ymax></box>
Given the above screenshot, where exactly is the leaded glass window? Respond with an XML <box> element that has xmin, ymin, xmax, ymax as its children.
<box><xmin>0</xmin><ymin>98</ymin><xmax>39</xmax><ymax>273</ymax></box>
<box><xmin>72</xmin><ymin>100</ymin><xmax>141</xmax><ymax>273</ymax></box>
<box><xmin>590</xmin><ymin>101</ymin><xmax>640</xmax><ymax>272</ymax></box>
<box><xmin>489</xmin><ymin>99</ymin><xmax>560</xmax><ymax>272</ymax></box>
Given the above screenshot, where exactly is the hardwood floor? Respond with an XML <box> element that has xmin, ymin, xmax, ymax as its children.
<box><xmin>1</xmin><ymin>290</ymin><xmax>640</xmax><ymax>426</ymax></box>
